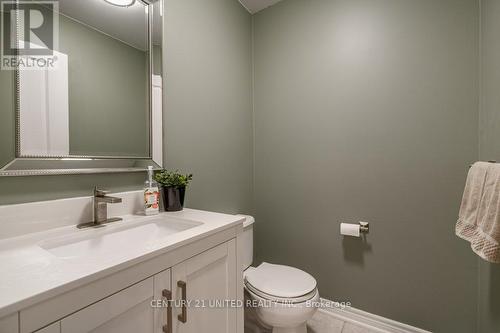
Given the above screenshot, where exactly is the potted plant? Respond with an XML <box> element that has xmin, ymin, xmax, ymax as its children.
<box><xmin>155</xmin><ymin>170</ymin><xmax>193</xmax><ymax>211</ymax></box>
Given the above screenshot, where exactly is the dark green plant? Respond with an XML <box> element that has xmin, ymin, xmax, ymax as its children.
<box><xmin>155</xmin><ymin>170</ymin><xmax>193</xmax><ymax>187</ymax></box>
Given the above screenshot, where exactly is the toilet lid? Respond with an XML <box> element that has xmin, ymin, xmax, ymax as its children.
<box><xmin>244</xmin><ymin>263</ymin><xmax>317</xmax><ymax>299</ymax></box>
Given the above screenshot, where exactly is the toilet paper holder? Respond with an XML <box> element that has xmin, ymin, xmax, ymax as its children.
<box><xmin>340</xmin><ymin>221</ymin><xmax>370</xmax><ymax>237</ymax></box>
<box><xmin>359</xmin><ymin>222</ymin><xmax>369</xmax><ymax>234</ymax></box>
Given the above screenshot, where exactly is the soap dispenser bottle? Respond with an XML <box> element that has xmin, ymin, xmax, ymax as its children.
<box><xmin>144</xmin><ymin>166</ymin><xmax>159</xmax><ymax>215</ymax></box>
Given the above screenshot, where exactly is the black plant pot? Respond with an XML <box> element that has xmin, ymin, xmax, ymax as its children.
<box><xmin>161</xmin><ymin>186</ymin><xmax>186</xmax><ymax>212</ymax></box>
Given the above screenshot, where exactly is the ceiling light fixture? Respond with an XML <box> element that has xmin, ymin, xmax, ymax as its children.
<box><xmin>103</xmin><ymin>0</ymin><xmax>136</xmax><ymax>8</ymax></box>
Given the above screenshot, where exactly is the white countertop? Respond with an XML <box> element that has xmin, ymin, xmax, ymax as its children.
<box><xmin>0</xmin><ymin>209</ymin><xmax>244</xmax><ymax>318</ymax></box>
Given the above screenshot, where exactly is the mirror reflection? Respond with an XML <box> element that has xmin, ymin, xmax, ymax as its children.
<box><xmin>18</xmin><ymin>0</ymin><xmax>154</xmax><ymax>158</ymax></box>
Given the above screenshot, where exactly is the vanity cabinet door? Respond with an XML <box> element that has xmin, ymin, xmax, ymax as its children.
<box><xmin>0</xmin><ymin>313</ymin><xmax>19</xmax><ymax>333</ymax></box>
<box><xmin>60</xmin><ymin>277</ymin><xmax>155</xmax><ymax>333</ymax></box>
<box><xmin>154</xmin><ymin>269</ymin><xmax>172</xmax><ymax>333</ymax></box>
<box><xmin>172</xmin><ymin>240</ymin><xmax>237</xmax><ymax>333</ymax></box>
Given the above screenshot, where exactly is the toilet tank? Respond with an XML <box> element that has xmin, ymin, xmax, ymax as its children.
<box><xmin>238</xmin><ymin>215</ymin><xmax>254</xmax><ymax>270</ymax></box>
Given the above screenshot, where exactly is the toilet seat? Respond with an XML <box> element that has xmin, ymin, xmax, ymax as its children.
<box><xmin>244</xmin><ymin>263</ymin><xmax>317</xmax><ymax>304</ymax></box>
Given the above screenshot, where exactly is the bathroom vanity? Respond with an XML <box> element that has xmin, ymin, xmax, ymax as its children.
<box><xmin>0</xmin><ymin>192</ymin><xmax>245</xmax><ymax>333</ymax></box>
<box><xmin>0</xmin><ymin>0</ymin><xmax>246</xmax><ymax>331</ymax></box>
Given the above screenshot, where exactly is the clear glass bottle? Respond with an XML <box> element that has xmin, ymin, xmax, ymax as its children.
<box><xmin>144</xmin><ymin>166</ymin><xmax>159</xmax><ymax>215</ymax></box>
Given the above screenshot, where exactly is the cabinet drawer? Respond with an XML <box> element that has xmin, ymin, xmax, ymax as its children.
<box><xmin>61</xmin><ymin>278</ymin><xmax>154</xmax><ymax>333</ymax></box>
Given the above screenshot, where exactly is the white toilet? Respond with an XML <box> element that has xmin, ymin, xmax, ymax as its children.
<box><xmin>240</xmin><ymin>216</ymin><xmax>319</xmax><ymax>333</ymax></box>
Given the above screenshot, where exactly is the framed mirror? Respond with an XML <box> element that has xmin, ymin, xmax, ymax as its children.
<box><xmin>0</xmin><ymin>0</ymin><xmax>163</xmax><ymax>176</ymax></box>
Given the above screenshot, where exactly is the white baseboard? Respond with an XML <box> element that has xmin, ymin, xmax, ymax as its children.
<box><xmin>319</xmin><ymin>298</ymin><xmax>432</xmax><ymax>333</ymax></box>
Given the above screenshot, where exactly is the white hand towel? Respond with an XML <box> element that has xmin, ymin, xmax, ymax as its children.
<box><xmin>456</xmin><ymin>162</ymin><xmax>500</xmax><ymax>263</ymax></box>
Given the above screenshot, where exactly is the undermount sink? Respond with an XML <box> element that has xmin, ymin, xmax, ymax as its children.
<box><xmin>39</xmin><ymin>216</ymin><xmax>203</xmax><ymax>260</ymax></box>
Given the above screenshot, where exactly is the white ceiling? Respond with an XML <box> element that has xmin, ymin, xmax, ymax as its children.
<box><xmin>239</xmin><ymin>0</ymin><xmax>284</xmax><ymax>14</ymax></box>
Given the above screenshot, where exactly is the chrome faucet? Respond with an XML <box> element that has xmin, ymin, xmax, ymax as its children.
<box><xmin>77</xmin><ymin>187</ymin><xmax>123</xmax><ymax>229</ymax></box>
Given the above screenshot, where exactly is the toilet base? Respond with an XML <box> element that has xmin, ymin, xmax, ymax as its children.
<box><xmin>272</xmin><ymin>323</ymin><xmax>307</xmax><ymax>333</ymax></box>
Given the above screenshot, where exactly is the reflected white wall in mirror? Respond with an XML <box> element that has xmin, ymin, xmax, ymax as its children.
<box><xmin>19</xmin><ymin>48</ymin><xmax>69</xmax><ymax>156</ymax></box>
<box><xmin>152</xmin><ymin>74</ymin><xmax>162</xmax><ymax>166</ymax></box>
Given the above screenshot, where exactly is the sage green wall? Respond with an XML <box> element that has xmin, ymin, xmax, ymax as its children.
<box><xmin>0</xmin><ymin>174</ymin><xmax>145</xmax><ymax>205</ymax></box>
<box><xmin>253</xmin><ymin>0</ymin><xmax>479</xmax><ymax>331</ymax></box>
<box><xmin>478</xmin><ymin>1</ymin><xmax>500</xmax><ymax>331</ymax></box>
<box><xmin>59</xmin><ymin>15</ymin><xmax>149</xmax><ymax>157</ymax></box>
<box><xmin>479</xmin><ymin>0</ymin><xmax>500</xmax><ymax>160</ymax></box>
<box><xmin>163</xmin><ymin>0</ymin><xmax>253</xmax><ymax>214</ymax></box>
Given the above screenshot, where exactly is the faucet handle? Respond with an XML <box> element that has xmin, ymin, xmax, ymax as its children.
<box><xmin>94</xmin><ymin>187</ymin><xmax>110</xmax><ymax>197</ymax></box>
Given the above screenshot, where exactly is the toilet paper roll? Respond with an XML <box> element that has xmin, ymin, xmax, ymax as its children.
<box><xmin>340</xmin><ymin>223</ymin><xmax>360</xmax><ymax>237</ymax></box>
